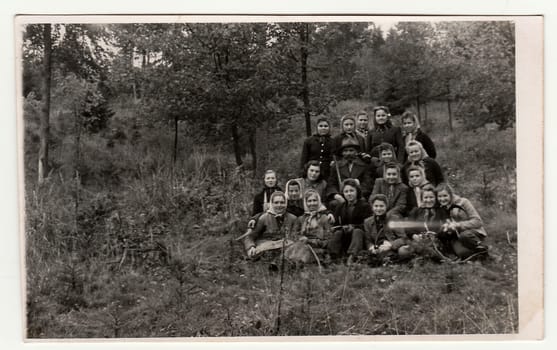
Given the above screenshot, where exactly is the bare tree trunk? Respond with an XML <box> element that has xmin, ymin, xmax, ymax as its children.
<box><xmin>446</xmin><ymin>81</ymin><xmax>453</xmax><ymax>132</ymax></box>
<box><xmin>231</xmin><ymin>123</ymin><xmax>243</xmax><ymax>166</ymax></box>
<box><xmin>173</xmin><ymin>115</ymin><xmax>179</xmax><ymax>164</ymax></box>
<box><xmin>415</xmin><ymin>81</ymin><xmax>421</xmax><ymax>122</ymax></box>
<box><xmin>300</xmin><ymin>23</ymin><xmax>311</xmax><ymax>137</ymax></box>
<box><xmin>248</xmin><ymin>128</ymin><xmax>257</xmax><ymax>173</ymax></box>
<box><xmin>38</xmin><ymin>24</ymin><xmax>52</xmax><ymax>185</ymax></box>
<box><xmin>73</xmin><ymin>103</ymin><xmax>82</xmax><ymax>253</ymax></box>
<box><xmin>423</xmin><ymin>102</ymin><xmax>428</xmax><ymax>124</ymax></box>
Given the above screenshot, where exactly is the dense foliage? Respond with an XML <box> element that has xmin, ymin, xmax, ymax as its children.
<box><xmin>21</xmin><ymin>20</ymin><xmax>517</xmax><ymax>338</ymax></box>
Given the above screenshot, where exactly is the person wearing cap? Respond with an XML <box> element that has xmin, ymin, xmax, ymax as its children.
<box><xmin>300</xmin><ymin>116</ymin><xmax>334</xmax><ymax>181</ymax></box>
<box><xmin>325</xmin><ymin>138</ymin><xmax>373</xmax><ymax>208</ymax></box>
<box><xmin>332</xmin><ymin>114</ymin><xmax>367</xmax><ymax>157</ymax></box>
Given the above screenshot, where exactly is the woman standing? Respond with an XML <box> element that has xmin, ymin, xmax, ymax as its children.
<box><xmin>300</xmin><ymin>116</ymin><xmax>334</xmax><ymax>181</ymax></box>
<box><xmin>401</xmin><ymin>140</ymin><xmax>444</xmax><ymax>187</ymax></box>
<box><xmin>401</xmin><ymin>111</ymin><xmax>437</xmax><ymax>160</ymax></box>
<box><xmin>367</xmin><ymin>106</ymin><xmax>405</xmax><ymax>162</ymax></box>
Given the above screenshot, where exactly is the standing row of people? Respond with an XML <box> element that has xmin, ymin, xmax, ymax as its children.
<box><xmin>243</xmin><ymin>106</ymin><xmax>488</xmax><ymax>265</ymax></box>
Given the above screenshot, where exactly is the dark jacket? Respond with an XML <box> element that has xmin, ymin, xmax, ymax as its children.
<box><xmin>371</xmin><ymin>179</ymin><xmax>409</xmax><ymax>217</ymax></box>
<box><xmin>405</xmin><ymin>206</ymin><xmax>448</xmax><ymax>238</ymax></box>
<box><xmin>401</xmin><ymin>158</ymin><xmax>444</xmax><ymax>187</ymax></box>
<box><xmin>333</xmin><ymin>198</ymin><xmax>372</xmax><ymax>229</ymax></box>
<box><xmin>243</xmin><ymin>212</ymin><xmax>298</xmax><ymax>251</ymax></box>
<box><xmin>300</xmin><ymin>134</ymin><xmax>334</xmax><ymax>179</ymax></box>
<box><xmin>363</xmin><ymin>215</ymin><xmax>401</xmax><ymax>248</ymax></box>
<box><xmin>367</xmin><ymin>126</ymin><xmax>405</xmax><ymax>162</ymax></box>
<box><xmin>252</xmin><ymin>186</ymin><xmax>282</xmax><ymax>216</ymax></box>
<box><xmin>326</xmin><ymin>158</ymin><xmax>373</xmax><ymax>200</ymax></box>
<box><xmin>403</xmin><ymin>129</ymin><xmax>437</xmax><ymax>160</ymax></box>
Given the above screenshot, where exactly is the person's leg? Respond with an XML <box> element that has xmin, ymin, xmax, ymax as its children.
<box><xmin>327</xmin><ymin>229</ymin><xmax>344</xmax><ymax>258</ymax></box>
<box><xmin>452</xmin><ymin>230</ymin><xmax>487</xmax><ymax>259</ymax></box>
<box><xmin>347</xmin><ymin>228</ymin><xmax>365</xmax><ymax>255</ymax></box>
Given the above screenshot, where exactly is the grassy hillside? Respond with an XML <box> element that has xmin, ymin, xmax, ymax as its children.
<box><xmin>23</xmin><ymin>99</ymin><xmax>517</xmax><ymax>337</ymax></box>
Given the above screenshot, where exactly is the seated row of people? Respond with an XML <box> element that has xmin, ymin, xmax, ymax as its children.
<box><xmin>243</xmin><ymin>171</ymin><xmax>488</xmax><ymax>266</ymax></box>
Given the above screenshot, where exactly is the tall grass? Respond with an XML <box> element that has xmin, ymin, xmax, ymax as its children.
<box><xmin>23</xmin><ymin>99</ymin><xmax>517</xmax><ymax>338</ymax></box>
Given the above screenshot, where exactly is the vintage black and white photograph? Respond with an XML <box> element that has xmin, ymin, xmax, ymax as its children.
<box><xmin>16</xmin><ymin>15</ymin><xmax>542</xmax><ymax>340</ymax></box>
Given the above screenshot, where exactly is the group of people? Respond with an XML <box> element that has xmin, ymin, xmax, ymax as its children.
<box><xmin>241</xmin><ymin>106</ymin><xmax>489</xmax><ymax>266</ymax></box>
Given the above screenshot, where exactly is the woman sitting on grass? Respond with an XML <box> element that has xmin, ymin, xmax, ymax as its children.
<box><xmin>364</xmin><ymin>194</ymin><xmax>412</xmax><ymax>261</ymax></box>
<box><xmin>403</xmin><ymin>185</ymin><xmax>450</xmax><ymax>261</ymax></box>
<box><xmin>401</xmin><ymin>140</ymin><xmax>444</xmax><ymax>187</ymax></box>
<box><xmin>435</xmin><ymin>183</ymin><xmax>489</xmax><ymax>260</ymax></box>
<box><xmin>406</xmin><ymin>165</ymin><xmax>431</xmax><ymax>212</ymax></box>
<box><xmin>328</xmin><ymin>178</ymin><xmax>372</xmax><ymax>265</ymax></box>
<box><xmin>285</xmin><ymin>189</ymin><xmax>333</xmax><ymax>264</ymax></box>
<box><xmin>285</xmin><ymin>179</ymin><xmax>304</xmax><ymax>217</ymax></box>
<box><xmin>244</xmin><ymin>191</ymin><xmax>298</xmax><ymax>259</ymax></box>
<box><xmin>401</xmin><ymin>111</ymin><xmax>437</xmax><ymax>160</ymax></box>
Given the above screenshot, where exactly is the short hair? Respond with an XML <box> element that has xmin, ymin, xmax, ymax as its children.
<box><xmin>369</xmin><ymin>193</ymin><xmax>388</xmax><ymax>206</ymax></box>
<box><xmin>341</xmin><ymin>178</ymin><xmax>362</xmax><ymax>198</ymax></box>
<box><xmin>304</xmin><ymin>160</ymin><xmax>322</xmax><ymax>180</ymax></box>
<box><xmin>401</xmin><ymin>111</ymin><xmax>417</xmax><ymax>122</ymax></box>
<box><xmin>406</xmin><ymin>164</ymin><xmax>425</xmax><ymax>177</ymax></box>
<box><xmin>264</xmin><ymin>169</ymin><xmax>276</xmax><ymax>177</ymax></box>
<box><xmin>287</xmin><ymin>181</ymin><xmax>300</xmax><ymax>189</ymax></box>
<box><xmin>420</xmin><ymin>184</ymin><xmax>436</xmax><ymax>200</ymax></box>
<box><xmin>373</xmin><ymin>105</ymin><xmax>390</xmax><ymax>116</ymax></box>
<box><xmin>356</xmin><ymin>110</ymin><xmax>368</xmax><ymax>118</ymax></box>
<box><xmin>316</xmin><ymin>116</ymin><xmax>330</xmax><ymax>126</ymax></box>
<box><xmin>434</xmin><ymin>183</ymin><xmax>455</xmax><ymax>200</ymax></box>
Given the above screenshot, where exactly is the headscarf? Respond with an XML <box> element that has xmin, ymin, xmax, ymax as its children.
<box><xmin>301</xmin><ymin>189</ymin><xmax>328</xmax><ymax>234</ymax></box>
<box><xmin>267</xmin><ymin>191</ymin><xmax>287</xmax><ymax>216</ymax></box>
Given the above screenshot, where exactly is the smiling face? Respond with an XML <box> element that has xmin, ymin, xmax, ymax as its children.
<box><xmin>342</xmin><ymin>119</ymin><xmax>355</xmax><ymax>133</ymax></box>
<box><xmin>264</xmin><ymin>172</ymin><xmax>277</xmax><ymax>187</ymax></box>
<box><xmin>402</xmin><ymin>118</ymin><xmax>416</xmax><ymax>133</ymax></box>
<box><xmin>374</xmin><ymin>109</ymin><xmax>389</xmax><ymax>125</ymax></box>
<box><xmin>408</xmin><ymin>169</ymin><xmax>424</xmax><ymax>187</ymax></box>
<box><xmin>306</xmin><ymin>194</ymin><xmax>320</xmax><ymax>212</ymax></box>
<box><xmin>407</xmin><ymin>145</ymin><xmax>422</xmax><ymax>162</ymax></box>
<box><xmin>422</xmin><ymin>191</ymin><xmax>436</xmax><ymax>208</ymax></box>
<box><xmin>287</xmin><ymin>183</ymin><xmax>301</xmax><ymax>200</ymax></box>
<box><xmin>271</xmin><ymin>194</ymin><xmax>287</xmax><ymax>214</ymax></box>
<box><xmin>343</xmin><ymin>185</ymin><xmax>358</xmax><ymax>203</ymax></box>
<box><xmin>317</xmin><ymin>121</ymin><xmax>330</xmax><ymax>136</ymax></box>
<box><xmin>372</xmin><ymin>200</ymin><xmax>387</xmax><ymax>216</ymax></box>
<box><xmin>385</xmin><ymin>167</ymin><xmax>399</xmax><ymax>185</ymax></box>
<box><xmin>437</xmin><ymin>190</ymin><xmax>452</xmax><ymax>207</ymax></box>
<box><xmin>307</xmin><ymin>165</ymin><xmax>321</xmax><ymax>181</ymax></box>
<box><xmin>356</xmin><ymin>114</ymin><xmax>369</xmax><ymax>130</ymax></box>
<box><xmin>380</xmin><ymin>149</ymin><xmax>394</xmax><ymax>163</ymax></box>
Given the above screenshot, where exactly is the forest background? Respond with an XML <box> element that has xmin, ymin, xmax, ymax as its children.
<box><xmin>20</xmin><ymin>20</ymin><xmax>518</xmax><ymax>337</ymax></box>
